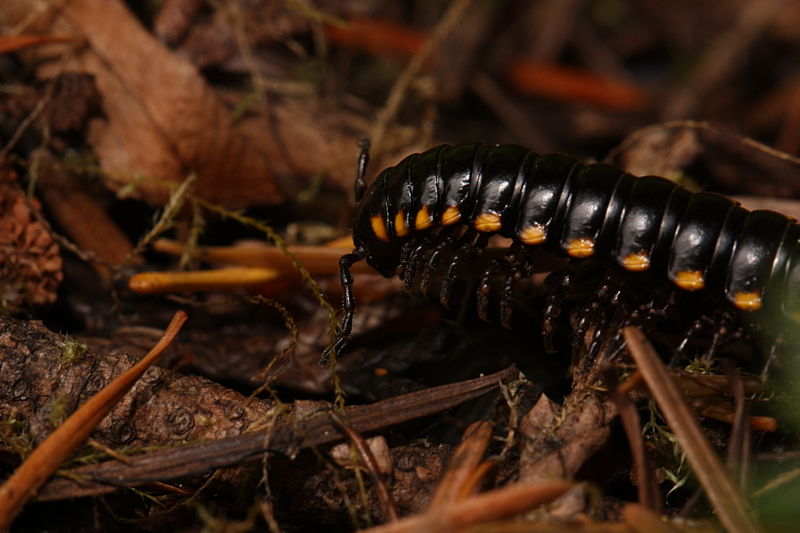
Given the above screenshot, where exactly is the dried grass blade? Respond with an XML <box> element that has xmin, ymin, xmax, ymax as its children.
<box><xmin>622</xmin><ymin>326</ymin><xmax>763</xmax><ymax>533</ymax></box>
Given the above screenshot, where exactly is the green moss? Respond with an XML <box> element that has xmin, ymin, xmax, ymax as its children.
<box><xmin>59</xmin><ymin>338</ymin><xmax>88</xmax><ymax>362</ymax></box>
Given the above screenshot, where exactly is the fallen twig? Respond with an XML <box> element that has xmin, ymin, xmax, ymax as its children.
<box><xmin>35</xmin><ymin>365</ymin><xmax>519</xmax><ymax>502</ymax></box>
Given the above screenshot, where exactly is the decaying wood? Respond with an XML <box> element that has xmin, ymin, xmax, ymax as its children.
<box><xmin>0</xmin><ymin>311</ymin><xmax>186</xmax><ymax>530</ymax></box>
<box><xmin>357</xmin><ymin>419</ymin><xmax>572</xmax><ymax>533</ymax></box>
<box><xmin>0</xmin><ymin>315</ymin><xmax>273</xmax><ymax>450</ymax></box>
<box><xmin>518</xmin><ymin>392</ymin><xmax>616</xmax><ymax>484</ymax></box>
<box><xmin>331</xmin><ymin>415</ymin><xmax>399</xmax><ymax>522</ymax></box>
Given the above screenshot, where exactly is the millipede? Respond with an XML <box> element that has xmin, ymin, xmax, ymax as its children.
<box><xmin>329</xmin><ymin>142</ymin><xmax>800</xmax><ymax>359</ymax></box>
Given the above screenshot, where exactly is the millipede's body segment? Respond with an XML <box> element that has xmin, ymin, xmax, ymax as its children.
<box><xmin>331</xmin><ymin>143</ymin><xmax>800</xmax><ymax>357</ymax></box>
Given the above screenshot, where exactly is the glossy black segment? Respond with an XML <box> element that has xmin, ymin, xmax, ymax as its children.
<box><xmin>340</xmin><ymin>140</ymin><xmax>800</xmax><ymax>361</ymax></box>
<box><xmin>614</xmin><ymin>176</ymin><xmax>678</xmax><ymax>268</ymax></box>
<box><xmin>412</xmin><ymin>145</ymin><xmax>448</xmax><ymax>220</ymax></box>
<box><xmin>667</xmin><ymin>193</ymin><xmax>738</xmax><ymax>284</ymax></box>
<box><xmin>441</xmin><ymin>144</ymin><xmax>480</xmax><ymax>211</ymax></box>
<box><xmin>725</xmin><ymin>210</ymin><xmax>792</xmax><ymax>302</ymax></box>
<box><xmin>514</xmin><ymin>154</ymin><xmax>578</xmax><ymax>240</ymax></box>
<box><xmin>470</xmin><ymin>145</ymin><xmax>530</xmax><ymax>227</ymax></box>
<box><xmin>559</xmin><ymin>163</ymin><xmax>631</xmax><ymax>252</ymax></box>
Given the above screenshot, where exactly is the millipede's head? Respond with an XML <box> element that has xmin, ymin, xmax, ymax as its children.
<box><xmin>352</xmin><ymin>218</ymin><xmax>401</xmax><ymax>278</ymax></box>
<box><xmin>348</xmin><ymin>173</ymin><xmax>400</xmax><ymax>277</ymax></box>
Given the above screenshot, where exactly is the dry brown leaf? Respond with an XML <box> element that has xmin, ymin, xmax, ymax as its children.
<box><xmin>1</xmin><ymin>0</ymin><xmax>413</xmax><ymax>207</ymax></box>
<box><xmin>1</xmin><ymin>0</ymin><xmax>279</xmax><ymax>205</ymax></box>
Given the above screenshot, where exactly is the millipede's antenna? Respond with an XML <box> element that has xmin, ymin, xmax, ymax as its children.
<box><xmin>355</xmin><ymin>138</ymin><xmax>371</xmax><ymax>203</ymax></box>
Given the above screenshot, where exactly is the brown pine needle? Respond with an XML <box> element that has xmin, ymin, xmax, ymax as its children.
<box><xmin>362</xmin><ymin>480</ymin><xmax>572</xmax><ymax>533</ymax></box>
<box><xmin>0</xmin><ymin>311</ymin><xmax>188</xmax><ymax>530</ymax></box>
<box><xmin>622</xmin><ymin>503</ymin><xmax>683</xmax><ymax>533</ymax></box>
<box><xmin>152</xmin><ymin>238</ymin><xmax>373</xmax><ymax>276</ymax></box>
<box><xmin>429</xmin><ymin>420</ymin><xmax>493</xmax><ymax>510</ymax></box>
<box><xmin>0</xmin><ymin>35</ymin><xmax>76</xmax><ymax>53</ymax></box>
<box><xmin>612</xmin><ymin>376</ymin><xmax>660</xmax><ymax>512</ymax></box>
<box><xmin>129</xmin><ymin>267</ymin><xmax>282</xmax><ymax>293</ymax></box>
<box><xmin>330</xmin><ymin>413</ymin><xmax>398</xmax><ymax>522</ymax></box>
<box><xmin>457</xmin><ymin>459</ymin><xmax>496</xmax><ymax>500</ymax></box>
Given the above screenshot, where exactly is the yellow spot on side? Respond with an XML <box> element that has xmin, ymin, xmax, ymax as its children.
<box><xmin>519</xmin><ymin>225</ymin><xmax>546</xmax><ymax>245</ymax></box>
<box><xmin>442</xmin><ymin>205</ymin><xmax>461</xmax><ymax>225</ymax></box>
<box><xmin>474</xmin><ymin>212</ymin><xmax>502</xmax><ymax>232</ymax></box>
<box><xmin>374</xmin><ymin>367</ymin><xmax>389</xmax><ymax>376</ymax></box>
<box><xmin>415</xmin><ymin>205</ymin><xmax>434</xmax><ymax>230</ymax></box>
<box><xmin>566</xmin><ymin>238</ymin><xmax>595</xmax><ymax>258</ymax></box>
<box><xmin>370</xmin><ymin>215</ymin><xmax>390</xmax><ymax>242</ymax></box>
<box><xmin>674</xmin><ymin>270</ymin><xmax>704</xmax><ymax>291</ymax></box>
<box><xmin>394</xmin><ymin>210</ymin><xmax>409</xmax><ymax>237</ymax></box>
<box><xmin>733</xmin><ymin>291</ymin><xmax>762</xmax><ymax>311</ymax></box>
<box><xmin>622</xmin><ymin>253</ymin><xmax>651</xmax><ymax>272</ymax></box>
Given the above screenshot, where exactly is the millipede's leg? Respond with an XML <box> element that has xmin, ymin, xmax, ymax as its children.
<box><xmin>542</xmin><ymin>266</ymin><xmax>574</xmax><ymax>353</ymax></box>
<box><xmin>702</xmin><ymin>309</ymin><xmax>738</xmax><ymax>364</ymax></box>
<box><xmin>402</xmin><ymin>239</ymin><xmax>431</xmax><ymax>292</ymax></box>
<box><xmin>477</xmin><ymin>257</ymin><xmax>504</xmax><ymax>322</ymax></box>
<box><xmin>321</xmin><ymin>249</ymin><xmax>365</xmax><ymax>364</ymax></box>
<box><xmin>496</xmin><ymin>244</ymin><xmax>531</xmax><ymax>328</ymax></box>
<box><xmin>603</xmin><ymin>288</ymin><xmax>673</xmax><ymax>363</ymax></box>
<box><xmin>398</xmin><ymin>238</ymin><xmax>416</xmax><ymax>279</ymax></box>
<box><xmin>674</xmin><ymin>316</ymin><xmax>708</xmax><ymax>364</ymax></box>
<box><xmin>759</xmin><ymin>339</ymin><xmax>780</xmax><ymax>381</ymax></box>
<box><xmin>419</xmin><ymin>228</ymin><xmax>458</xmax><ymax>296</ymax></box>
<box><xmin>586</xmin><ymin>287</ymin><xmax>622</xmax><ymax>360</ymax></box>
<box><xmin>674</xmin><ymin>308</ymin><xmax>736</xmax><ymax>365</ymax></box>
<box><xmin>439</xmin><ymin>231</ymin><xmax>485</xmax><ymax>309</ymax></box>
<box><xmin>499</xmin><ymin>263</ymin><xmax>523</xmax><ymax>328</ymax></box>
<box><xmin>572</xmin><ymin>274</ymin><xmax>614</xmax><ymax>354</ymax></box>
<box><xmin>397</xmin><ymin>238</ymin><xmax>419</xmax><ymax>280</ymax></box>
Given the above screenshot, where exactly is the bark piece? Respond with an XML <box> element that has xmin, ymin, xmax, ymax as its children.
<box><xmin>519</xmin><ymin>392</ymin><xmax>616</xmax><ymax>483</ymax></box>
<box><xmin>0</xmin><ymin>315</ymin><xmax>271</xmax><ymax>450</ymax></box>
